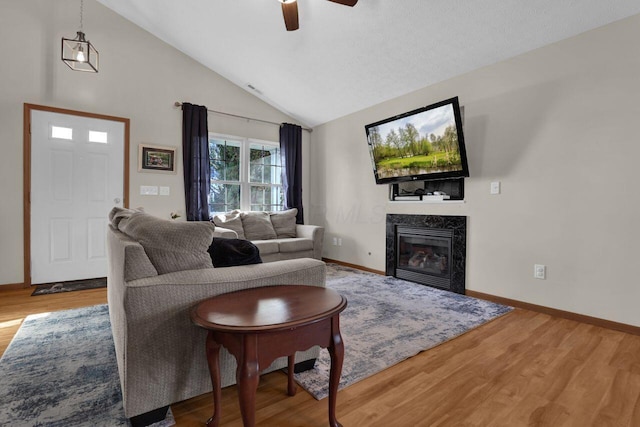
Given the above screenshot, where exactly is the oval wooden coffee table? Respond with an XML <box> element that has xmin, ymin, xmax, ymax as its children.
<box><xmin>191</xmin><ymin>285</ymin><xmax>348</xmax><ymax>427</ymax></box>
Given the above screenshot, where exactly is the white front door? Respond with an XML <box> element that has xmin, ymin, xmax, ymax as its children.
<box><xmin>30</xmin><ymin>110</ymin><xmax>125</xmax><ymax>284</ymax></box>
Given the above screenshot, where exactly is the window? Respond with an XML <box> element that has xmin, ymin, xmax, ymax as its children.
<box><xmin>88</xmin><ymin>130</ymin><xmax>108</xmax><ymax>144</ymax></box>
<box><xmin>51</xmin><ymin>126</ymin><xmax>73</xmax><ymax>140</ymax></box>
<box><xmin>209</xmin><ymin>135</ymin><xmax>284</xmax><ymax>214</ymax></box>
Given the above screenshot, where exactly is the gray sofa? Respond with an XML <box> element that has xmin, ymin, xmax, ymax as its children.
<box><xmin>211</xmin><ymin>209</ymin><xmax>324</xmax><ymax>262</ymax></box>
<box><xmin>106</xmin><ymin>208</ymin><xmax>326</xmax><ymax>424</ymax></box>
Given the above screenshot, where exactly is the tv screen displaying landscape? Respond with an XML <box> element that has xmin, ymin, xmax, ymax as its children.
<box><xmin>366</xmin><ymin>97</ymin><xmax>469</xmax><ymax>184</ymax></box>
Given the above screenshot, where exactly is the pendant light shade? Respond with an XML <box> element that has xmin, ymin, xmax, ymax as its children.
<box><xmin>61</xmin><ymin>31</ymin><xmax>98</xmax><ymax>72</ymax></box>
<box><xmin>61</xmin><ymin>0</ymin><xmax>98</xmax><ymax>73</ymax></box>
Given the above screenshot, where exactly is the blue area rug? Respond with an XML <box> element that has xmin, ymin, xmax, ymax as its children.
<box><xmin>0</xmin><ymin>305</ymin><xmax>174</xmax><ymax>426</ymax></box>
<box><xmin>295</xmin><ymin>264</ymin><xmax>513</xmax><ymax>400</ymax></box>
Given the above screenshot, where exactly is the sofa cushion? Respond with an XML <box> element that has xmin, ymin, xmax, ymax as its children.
<box><xmin>279</xmin><ymin>238</ymin><xmax>314</xmax><ymax>253</ymax></box>
<box><xmin>110</xmin><ymin>207</ymin><xmax>214</xmax><ymax>275</ymax></box>
<box><xmin>270</xmin><ymin>209</ymin><xmax>298</xmax><ymax>238</ymax></box>
<box><xmin>211</xmin><ymin>210</ymin><xmax>245</xmax><ymax>239</ymax></box>
<box><xmin>207</xmin><ymin>238</ymin><xmax>262</xmax><ymax>267</ymax></box>
<box><xmin>241</xmin><ymin>211</ymin><xmax>277</xmax><ymax>240</ymax></box>
<box><xmin>251</xmin><ymin>240</ymin><xmax>280</xmax><ymax>255</ymax></box>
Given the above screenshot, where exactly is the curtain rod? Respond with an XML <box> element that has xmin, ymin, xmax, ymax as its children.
<box><xmin>174</xmin><ymin>102</ymin><xmax>312</xmax><ymax>133</ymax></box>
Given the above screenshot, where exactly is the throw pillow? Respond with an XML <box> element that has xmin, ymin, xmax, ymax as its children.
<box><xmin>270</xmin><ymin>208</ymin><xmax>298</xmax><ymax>238</ymax></box>
<box><xmin>211</xmin><ymin>210</ymin><xmax>245</xmax><ymax>239</ymax></box>
<box><xmin>115</xmin><ymin>210</ymin><xmax>215</xmax><ymax>275</ymax></box>
<box><xmin>240</xmin><ymin>211</ymin><xmax>277</xmax><ymax>240</ymax></box>
<box><xmin>207</xmin><ymin>238</ymin><xmax>262</xmax><ymax>267</ymax></box>
<box><xmin>109</xmin><ymin>206</ymin><xmax>145</xmax><ymax>227</ymax></box>
<box><xmin>212</xmin><ymin>209</ymin><xmax>241</xmax><ymax>222</ymax></box>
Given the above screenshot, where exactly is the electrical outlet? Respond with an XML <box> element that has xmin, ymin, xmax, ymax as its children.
<box><xmin>534</xmin><ymin>264</ymin><xmax>546</xmax><ymax>280</ymax></box>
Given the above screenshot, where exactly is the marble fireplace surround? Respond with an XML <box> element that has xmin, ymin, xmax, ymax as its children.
<box><xmin>386</xmin><ymin>214</ymin><xmax>467</xmax><ymax>294</ymax></box>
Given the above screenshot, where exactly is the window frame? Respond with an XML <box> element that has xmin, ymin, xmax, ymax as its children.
<box><xmin>208</xmin><ymin>133</ymin><xmax>283</xmax><ymax>214</ymax></box>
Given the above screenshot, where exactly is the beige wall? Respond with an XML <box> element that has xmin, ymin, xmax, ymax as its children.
<box><xmin>311</xmin><ymin>14</ymin><xmax>640</xmax><ymax>327</ymax></box>
<box><xmin>0</xmin><ymin>0</ymin><xmax>309</xmax><ymax>286</ymax></box>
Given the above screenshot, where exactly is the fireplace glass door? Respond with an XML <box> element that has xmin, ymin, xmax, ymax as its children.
<box><xmin>398</xmin><ymin>235</ymin><xmax>451</xmax><ymax>277</ymax></box>
<box><xmin>396</xmin><ymin>226</ymin><xmax>453</xmax><ymax>290</ymax></box>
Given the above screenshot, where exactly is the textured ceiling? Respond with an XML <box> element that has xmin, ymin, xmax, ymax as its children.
<box><xmin>97</xmin><ymin>0</ymin><xmax>640</xmax><ymax>127</ymax></box>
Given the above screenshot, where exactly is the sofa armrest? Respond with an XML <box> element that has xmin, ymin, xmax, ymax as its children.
<box><xmin>296</xmin><ymin>224</ymin><xmax>324</xmax><ymax>260</ymax></box>
<box><xmin>213</xmin><ymin>226</ymin><xmax>238</xmax><ymax>238</ymax></box>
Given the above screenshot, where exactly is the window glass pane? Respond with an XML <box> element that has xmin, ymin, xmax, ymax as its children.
<box><xmin>226</xmin><ymin>158</ymin><xmax>240</xmax><ymax>181</ymax></box>
<box><xmin>209</xmin><ymin>183</ymin><xmax>240</xmax><ymax>213</ymax></box>
<box><xmin>210</xmin><ymin>160</ymin><xmax>225</xmax><ymax>181</ymax></box>
<box><xmin>51</xmin><ymin>126</ymin><xmax>73</xmax><ymax>140</ymax></box>
<box><xmin>268</xmin><ymin>165</ymin><xmax>281</xmax><ymax>185</ymax></box>
<box><xmin>89</xmin><ymin>130</ymin><xmax>108</xmax><ymax>143</ymax></box>
<box><xmin>249</xmin><ymin>164</ymin><xmax>264</xmax><ymax>183</ymax></box>
<box><xmin>250</xmin><ymin>185</ymin><xmax>284</xmax><ymax>211</ymax></box>
<box><xmin>251</xmin><ymin>185</ymin><xmax>265</xmax><ymax>206</ymax></box>
<box><xmin>209</xmin><ymin>139</ymin><xmax>241</xmax><ymax>182</ymax></box>
<box><xmin>249</xmin><ymin>144</ymin><xmax>281</xmax><ymax>184</ymax></box>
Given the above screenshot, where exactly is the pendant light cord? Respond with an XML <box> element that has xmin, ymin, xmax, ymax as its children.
<box><xmin>79</xmin><ymin>0</ymin><xmax>84</xmax><ymax>31</ymax></box>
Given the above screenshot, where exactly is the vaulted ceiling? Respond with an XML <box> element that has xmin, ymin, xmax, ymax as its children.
<box><xmin>97</xmin><ymin>0</ymin><xmax>640</xmax><ymax>127</ymax></box>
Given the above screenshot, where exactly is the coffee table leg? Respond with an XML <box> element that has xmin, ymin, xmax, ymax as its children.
<box><xmin>205</xmin><ymin>331</ymin><xmax>222</xmax><ymax>427</ymax></box>
<box><xmin>287</xmin><ymin>355</ymin><xmax>297</xmax><ymax>396</ymax></box>
<box><xmin>328</xmin><ymin>315</ymin><xmax>344</xmax><ymax>427</ymax></box>
<box><xmin>237</xmin><ymin>334</ymin><xmax>260</xmax><ymax>427</ymax></box>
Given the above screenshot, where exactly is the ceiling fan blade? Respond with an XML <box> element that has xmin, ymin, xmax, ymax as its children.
<box><xmin>327</xmin><ymin>0</ymin><xmax>358</xmax><ymax>6</ymax></box>
<box><xmin>281</xmin><ymin>1</ymin><xmax>299</xmax><ymax>31</ymax></box>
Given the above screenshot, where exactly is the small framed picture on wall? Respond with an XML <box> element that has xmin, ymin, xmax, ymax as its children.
<box><xmin>138</xmin><ymin>144</ymin><xmax>177</xmax><ymax>173</ymax></box>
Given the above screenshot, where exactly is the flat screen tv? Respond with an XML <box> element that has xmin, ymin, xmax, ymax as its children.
<box><xmin>365</xmin><ymin>96</ymin><xmax>469</xmax><ymax>184</ymax></box>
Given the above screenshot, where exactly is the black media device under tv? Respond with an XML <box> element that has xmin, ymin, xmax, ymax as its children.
<box><xmin>365</xmin><ymin>96</ymin><xmax>469</xmax><ymax>185</ymax></box>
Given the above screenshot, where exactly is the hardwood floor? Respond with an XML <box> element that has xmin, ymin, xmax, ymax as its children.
<box><xmin>1</xmin><ymin>288</ymin><xmax>639</xmax><ymax>426</ymax></box>
<box><xmin>0</xmin><ymin>287</ymin><xmax>108</xmax><ymax>355</ymax></box>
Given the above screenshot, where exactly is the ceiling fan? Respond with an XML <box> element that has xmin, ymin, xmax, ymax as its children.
<box><xmin>279</xmin><ymin>0</ymin><xmax>358</xmax><ymax>31</ymax></box>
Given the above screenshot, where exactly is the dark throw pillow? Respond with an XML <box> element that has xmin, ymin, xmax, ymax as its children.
<box><xmin>207</xmin><ymin>238</ymin><xmax>262</xmax><ymax>268</ymax></box>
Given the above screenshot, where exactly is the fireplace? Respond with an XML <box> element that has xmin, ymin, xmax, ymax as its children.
<box><xmin>386</xmin><ymin>214</ymin><xmax>466</xmax><ymax>294</ymax></box>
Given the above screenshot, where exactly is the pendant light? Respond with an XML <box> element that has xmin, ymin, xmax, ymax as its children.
<box><xmin>61</xmin><ymin>0</ymin><xmax>99</xmax><ymax>72</ymax></box>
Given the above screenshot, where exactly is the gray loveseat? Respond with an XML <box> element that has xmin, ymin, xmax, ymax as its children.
<box><xmin>106</xmin><ymin>207</ymin><xmax>326</xmax><ymax>425</ymax></box>
<box><xmin>211</xmin><ymin>209</ymin><xmax>323</xmax><ymax>262</ymax></box>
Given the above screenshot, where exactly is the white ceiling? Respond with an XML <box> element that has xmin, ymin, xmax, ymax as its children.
<box><xmin>97</xmin><ymin>0</ymin><xmax>640</xmax><ymax>127</ymax></box>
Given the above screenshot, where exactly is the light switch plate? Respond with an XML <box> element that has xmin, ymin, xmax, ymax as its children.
<box><xmin>490</xmin><ymin>181</ymin><xmax>501</xmax><ymax>195</ymax></box>
<box><xmin>140</xmin><ymin>185</ymin><xmax>158</xmax><ymax>196</ymax></box>
<box><xmin>159</xmin><ymin>186</ymin><xmax>170</xmax><ymax>196</ymax></box>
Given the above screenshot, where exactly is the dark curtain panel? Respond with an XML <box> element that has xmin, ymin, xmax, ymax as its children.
<box><xmin>279</xmin><ymin>123</ymin><xmax>304</xmax><ymax>224</ymax></box>
<box><xmin>182</xmin><ymin>103</ymin><xmax>211</xmax><ymax>221</ymax></box>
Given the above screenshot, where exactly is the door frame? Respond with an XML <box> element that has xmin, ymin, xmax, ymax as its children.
<box><xmin>23</xmin><ymin>103</ymin><xmax>130</xmax><ymax>288</ymax></box>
